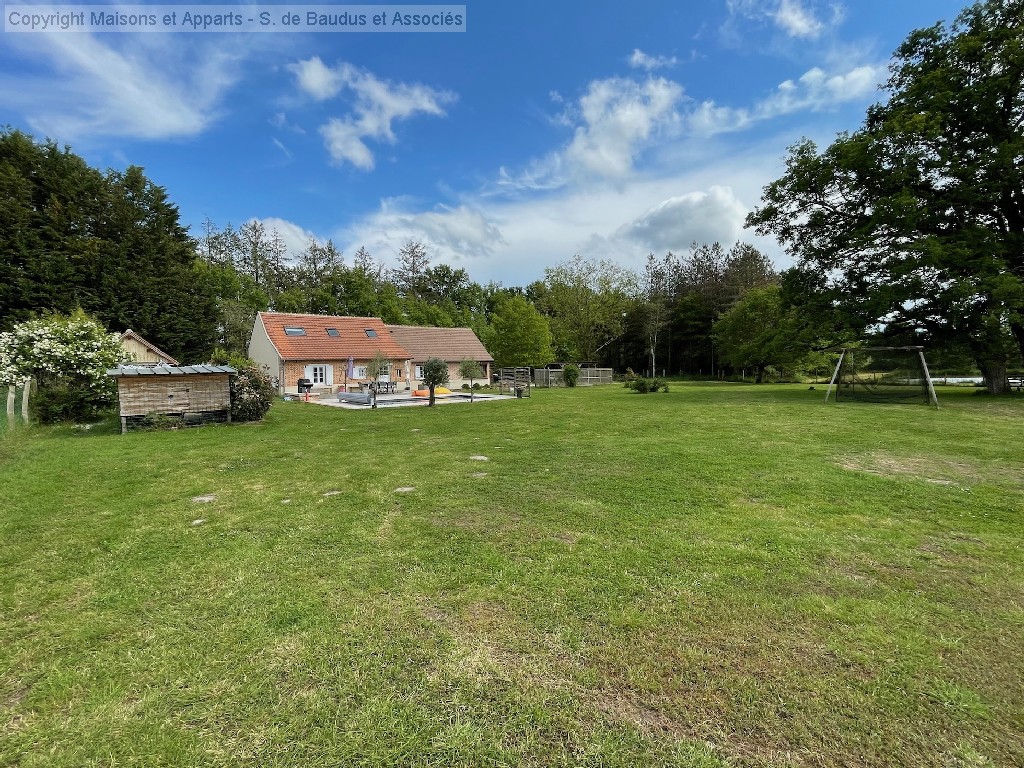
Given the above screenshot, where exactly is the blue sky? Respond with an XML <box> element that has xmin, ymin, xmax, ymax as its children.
<box><xmin>2</xmin><ymin>0</ymin><xmax>970</xmax><ymax>286</ymax></box>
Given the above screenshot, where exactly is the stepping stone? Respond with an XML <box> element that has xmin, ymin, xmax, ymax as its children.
<box><xmin>469</xmin><ymin>455</ymin><xmax>489</xmax><ymax>461</ymax></box>
<box><xmin>191</xmin><ymin>494</ymin><xmax>216</xmax><ymax>503</ymax></box>
<box><xmin>394</xmin><ymin>487</ymin><xmax>415</xmax><ymax>493</ymax></box>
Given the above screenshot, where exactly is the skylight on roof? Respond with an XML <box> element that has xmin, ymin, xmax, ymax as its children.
<box><xmin>364</xmin><ymin>329</ymin><xmax>378</xmax><ymax>337</ymax></box>
<box><xmin>284</xmin><ymin>326</ymin><xmax>306</xmax><ymax>336</ymax></box>
<box><xmin>326</xmin><ymin>328</ymin><xmax>340</xmax><ymax>336</ymax></box>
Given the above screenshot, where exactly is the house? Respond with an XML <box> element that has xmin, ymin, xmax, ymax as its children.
<box><xmin>385</xmin><ymin>325</ymin><xmax>493</xmax><ymax>388</ymax></box>
<box><xmin>107</xmin><ymin>364</ymin><xmax>235</xmax><ymax>433</ymax></box>
<box><xmin>119</xmin><ymin>329</ymin><xmax>179</xmax><ymax>366</ymax></box>
<box><xmin>248</xmin><ymin>312</ymin><xmax>413</xmax><ymax>395</ymax></box>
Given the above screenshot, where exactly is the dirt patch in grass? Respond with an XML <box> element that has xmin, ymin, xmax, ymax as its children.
<box><xmin>592</xmin><ymin>690</ymin><xmax>809</xmax><ymax>767</ymax></box>
<box><xmin>837</xmin><ymin>450</ymin><xmax>1022</xmax><ymax>488</ymax></box>
<box><xmin>592</xmin><ymin>691</ymin><xmax>687</xmax><ymax>737</ymax></box>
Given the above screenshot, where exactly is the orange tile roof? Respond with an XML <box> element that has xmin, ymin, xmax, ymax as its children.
<box><xmin>385</xmin><ymin>325</ymin><xmax>493</xmax><ymax>362</ymax></box>
<box><xmin>258</xmin><ymin>313</ymin><xmax>411</xmax><ymax>361</ymax></box>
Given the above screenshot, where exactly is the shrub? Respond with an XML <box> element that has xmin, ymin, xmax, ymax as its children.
<box><xmin>629</xmin><ymin>377</ymin><xmax>667</xmax><ymax>394</ymax></box>
<box><xmin>563</xmin><ymin>364</ymin><xmax>580</xmax><ymax>387</ymax></box>
<box><xmin>230</xmin><ymin>363</ymin><xmax>275</xmax><ymax>422</ymax></box>
<box><xmin>461</xmin><ymin>383</ymin><xmax>470</xmax><ymax>390</ymax></box>
<box><xmin>472</xmin><ymin>382</ymin><xmax>482</xmax><ymax>390</ymax></box>
<box><xmin>0</xmin><ymin>310</ymin><xmax>124</xmax><ymax>424</ymax></box>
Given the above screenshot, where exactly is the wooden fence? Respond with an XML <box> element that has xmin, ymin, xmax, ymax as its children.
<box><xmin>6</xmin><ymin>377</ymin><xmax>32</xmax><ymax>427</ymax></box>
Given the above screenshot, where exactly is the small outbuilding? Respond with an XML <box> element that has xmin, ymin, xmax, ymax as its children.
<box><xmin>107</xmin><ymin>364</ymin><xmax>236</xmax><ymax>433</ymax></box>
<box><xmin>118</xmin><ymin>329</ymin><xmax>179</xmax><ymax>366</ymax></box>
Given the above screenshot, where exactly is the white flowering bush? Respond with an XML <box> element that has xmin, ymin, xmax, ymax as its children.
<box><xmin>230</xmin><ymin>363</ymin><xmax>275</xmax><ymax>422</ymax></box>
<box><xmin>0</xmin><ymin>311</ymin><xmax>125</xmax><ymax>423</ymax></box>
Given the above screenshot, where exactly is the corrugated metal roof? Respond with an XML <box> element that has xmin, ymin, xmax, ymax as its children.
<box><xmin>258</xmin><ymin>312</ymin><xmax>412</xmax><ymax>361</ymax></box>
<box><xmin>385</xmin><ymin>325</ymin><xmax>494</xmax><ymax>362</ymax></box>
<box><xmin>107</xmin><ymin>364</ymin><xmax>237</xmax><ymax>377</ymax></box>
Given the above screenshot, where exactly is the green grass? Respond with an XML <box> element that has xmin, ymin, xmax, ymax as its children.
<box><xmin>2</xmin><ymin>383</ymin><xmax>1022</xmax><ymax>767</ymax></box>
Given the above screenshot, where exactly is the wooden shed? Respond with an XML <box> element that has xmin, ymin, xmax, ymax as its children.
<box><xmin>107</xmin><ymin>364</ymin><xmax>236</xmax><ymax>433</ymax></box>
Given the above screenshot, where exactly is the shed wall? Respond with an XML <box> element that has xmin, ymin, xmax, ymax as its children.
<box><xmin>117</xmin><ymin>374</ymin><xmax>231</xmax><ymax>417</ymax></box>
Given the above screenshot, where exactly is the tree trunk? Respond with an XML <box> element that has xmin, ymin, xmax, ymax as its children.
<box><xmin>1011</xmin><ymin>318</ymin><xmax>1024</xmax><ymax>369</ymax></box>
<box><xmin>754</xmin><ymin>365</ymin><xmax>764</xmax><ymax>384</ymax></box>
<box><xmin>970</xmin><ymin>329</ymin><xmax>1012</xmax><ymax>394</ymax></box>
<box><xmin>980</xmin><ymin>360</ymin><xmax>1008</xmax><ymax>394</ymax></box>
<box><xmin>429</xmin><ymin>386</ymin><xmax>436</xmax><ymax>407</ymax></box>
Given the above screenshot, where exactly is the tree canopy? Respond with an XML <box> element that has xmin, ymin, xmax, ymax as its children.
<box><xmin>0</xmin><ymin>130</ymin><xmax>218</xmax><ymax>363</ymax></box>
<box><xmin>746</xmin><ymin>0</ymin><xmax>1024</xmax><ymax>392</ymax></box>
<box><xmin>420</xmin><ymin>357</ymin><xmax>449</xmax><ymax>406</ymax></box>
<box><xmin>2</xmin><ymin>128</ymin><xmax>795</xmax><ymax>381</ymax></box>
<box><xmin>485</xmin><ymin>295</ymin><xmax>555</xmax><ymax>369</ymax></box>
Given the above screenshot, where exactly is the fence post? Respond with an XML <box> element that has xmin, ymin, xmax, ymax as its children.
<box><xmin>6</xmin><ymin>384</ymin><xmax>14</xmax><ymax>427</ymax></box>
<box><xmin>20</xmin><ymin>377</ymin><xmax>31</xmax><ymax>423</ymax></box>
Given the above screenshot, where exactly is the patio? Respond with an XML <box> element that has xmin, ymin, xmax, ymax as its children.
<box><xmin>314</xmin><ymin>391</ymin><xmax>516</xmax><ymax>409</ymax></box>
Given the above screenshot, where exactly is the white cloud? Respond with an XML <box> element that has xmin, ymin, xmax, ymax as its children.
<box><xmin>495</xmin><ymin>59</ymin><xmax>881</xmax><ymax>194</ymax></box>
<box><xmin>271</xmin><ymin>137</ymin><xmax>291</xmax><ymax>160</ymax></box>
<box><xmin>629</xmin><ymin>49</ymin><xmax>679</xmax><ymax>71</ymax></box>
<box><xmin>253</xmin><ymin>217</ymin><xmax>320</xmax><ymax>260</ymax></box>
<box><xmin>565</xmin><ymin>76</ymin><xmax>685</xmax><ymax>179</ymax></box>
<box><xmin>289</xmin><ymin>57</ymin><xmax>456</xmax><ymax>170</ymax></box>
<box><xmin>319</xmin><ymin>120</ymin><xmax>377</xmax><ymax>171</ymax></box>
<box><xmin>287</xmin><ymin>56</ymin><xmax>343</xmax><ymax>100</ymax></box>
<box><xmin>492</xmin><ymin>75</ymin><xmax>685</xmax><ymax>191</ymax></box>
<box><xmin>686</xmin><ymin>61</ymin><xmax>884</xmax><ymax>136</ymax></box>
<box><xmin>759</xmin><ymin>64</ymin><xmax>882</xmax><ymax>115</ymax></box>
<box><xmin>341</xmin><ymin>203</ymin><xmax>506</xmax><ymax>266</ymax></box>
<box><xmin>0</xmin><ymin>30</ymin><xmax>245</xmax><ymax>140</ymax></box>
<box><xmin>773</xmin><ymin>0</ymin><xmax>825</xmax><ymax>38</ymax></box>
<box><xmin>722</xmin><ymin>0</ymin><xmax>844</xmax><ymax>43</ymax></box>
<box><xmin>616</xmin><ymin>187</ymin><xmax>748</xmax><ymax>252</ymax></box>
<box><xmin>330</xmin><ymin>136</ymin><xmax>795</xmax><ymax>287</ymax></box>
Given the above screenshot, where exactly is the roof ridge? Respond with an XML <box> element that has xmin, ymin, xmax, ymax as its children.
<box><xmin>260</xmin><ymin>311</ymin><xmax>386</xmax><ymax>322</ymax></box>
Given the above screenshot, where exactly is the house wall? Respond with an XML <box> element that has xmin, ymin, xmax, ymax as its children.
<box><xmin>410</xmin><ymin>360</ymin><xmax>492</xmax><ymax>389</ymax></box>
<box><xmin>281</xmin><ymin>358</ymin><xmax>412</xmax><ymax>394</ymax></box>
<box><xmin>247</xmin><ymin>317</ymin><xmax>286</xmax><ymax>393</ymax></box>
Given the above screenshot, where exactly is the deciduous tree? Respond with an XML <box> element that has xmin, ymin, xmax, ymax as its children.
<box><xmin>746</xmin><ymin>0</ymin><xmax>1024</xmax><ymax>392</ymax></box>
<box><xmin>421</xmin><ymin>356</ymin><xmax>449</xmax><ymax>407</ymax></box>
<box><xmin>484</xmin><ymin>295</ymin><xmax>554</xmax><ymax>369</ymax></box>
<box><xmin>458</xmin><ymin>358</ymin><xmax>483</xmax><ymax>400</ymax></box>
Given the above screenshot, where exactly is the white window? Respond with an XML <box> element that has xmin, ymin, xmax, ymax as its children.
<box><xmin>304</xmin><ymin>364</ymin><xmax>333</xmax><ymax>386</ymax></box>
<box><xmin>415</xmin><ymin>365</ymin><xmax>424</xmax><ymax>379</ymax></box>
<box><xmin>354</xmin><ymin>366</ymin><xmax>367</xmax><ymax>378</ymax></box>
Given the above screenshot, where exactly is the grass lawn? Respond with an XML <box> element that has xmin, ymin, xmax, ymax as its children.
<box><xmin>1</xmin><ymin>383</ymin><xmax>1022</xmax><ymax>767</ymax></box>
